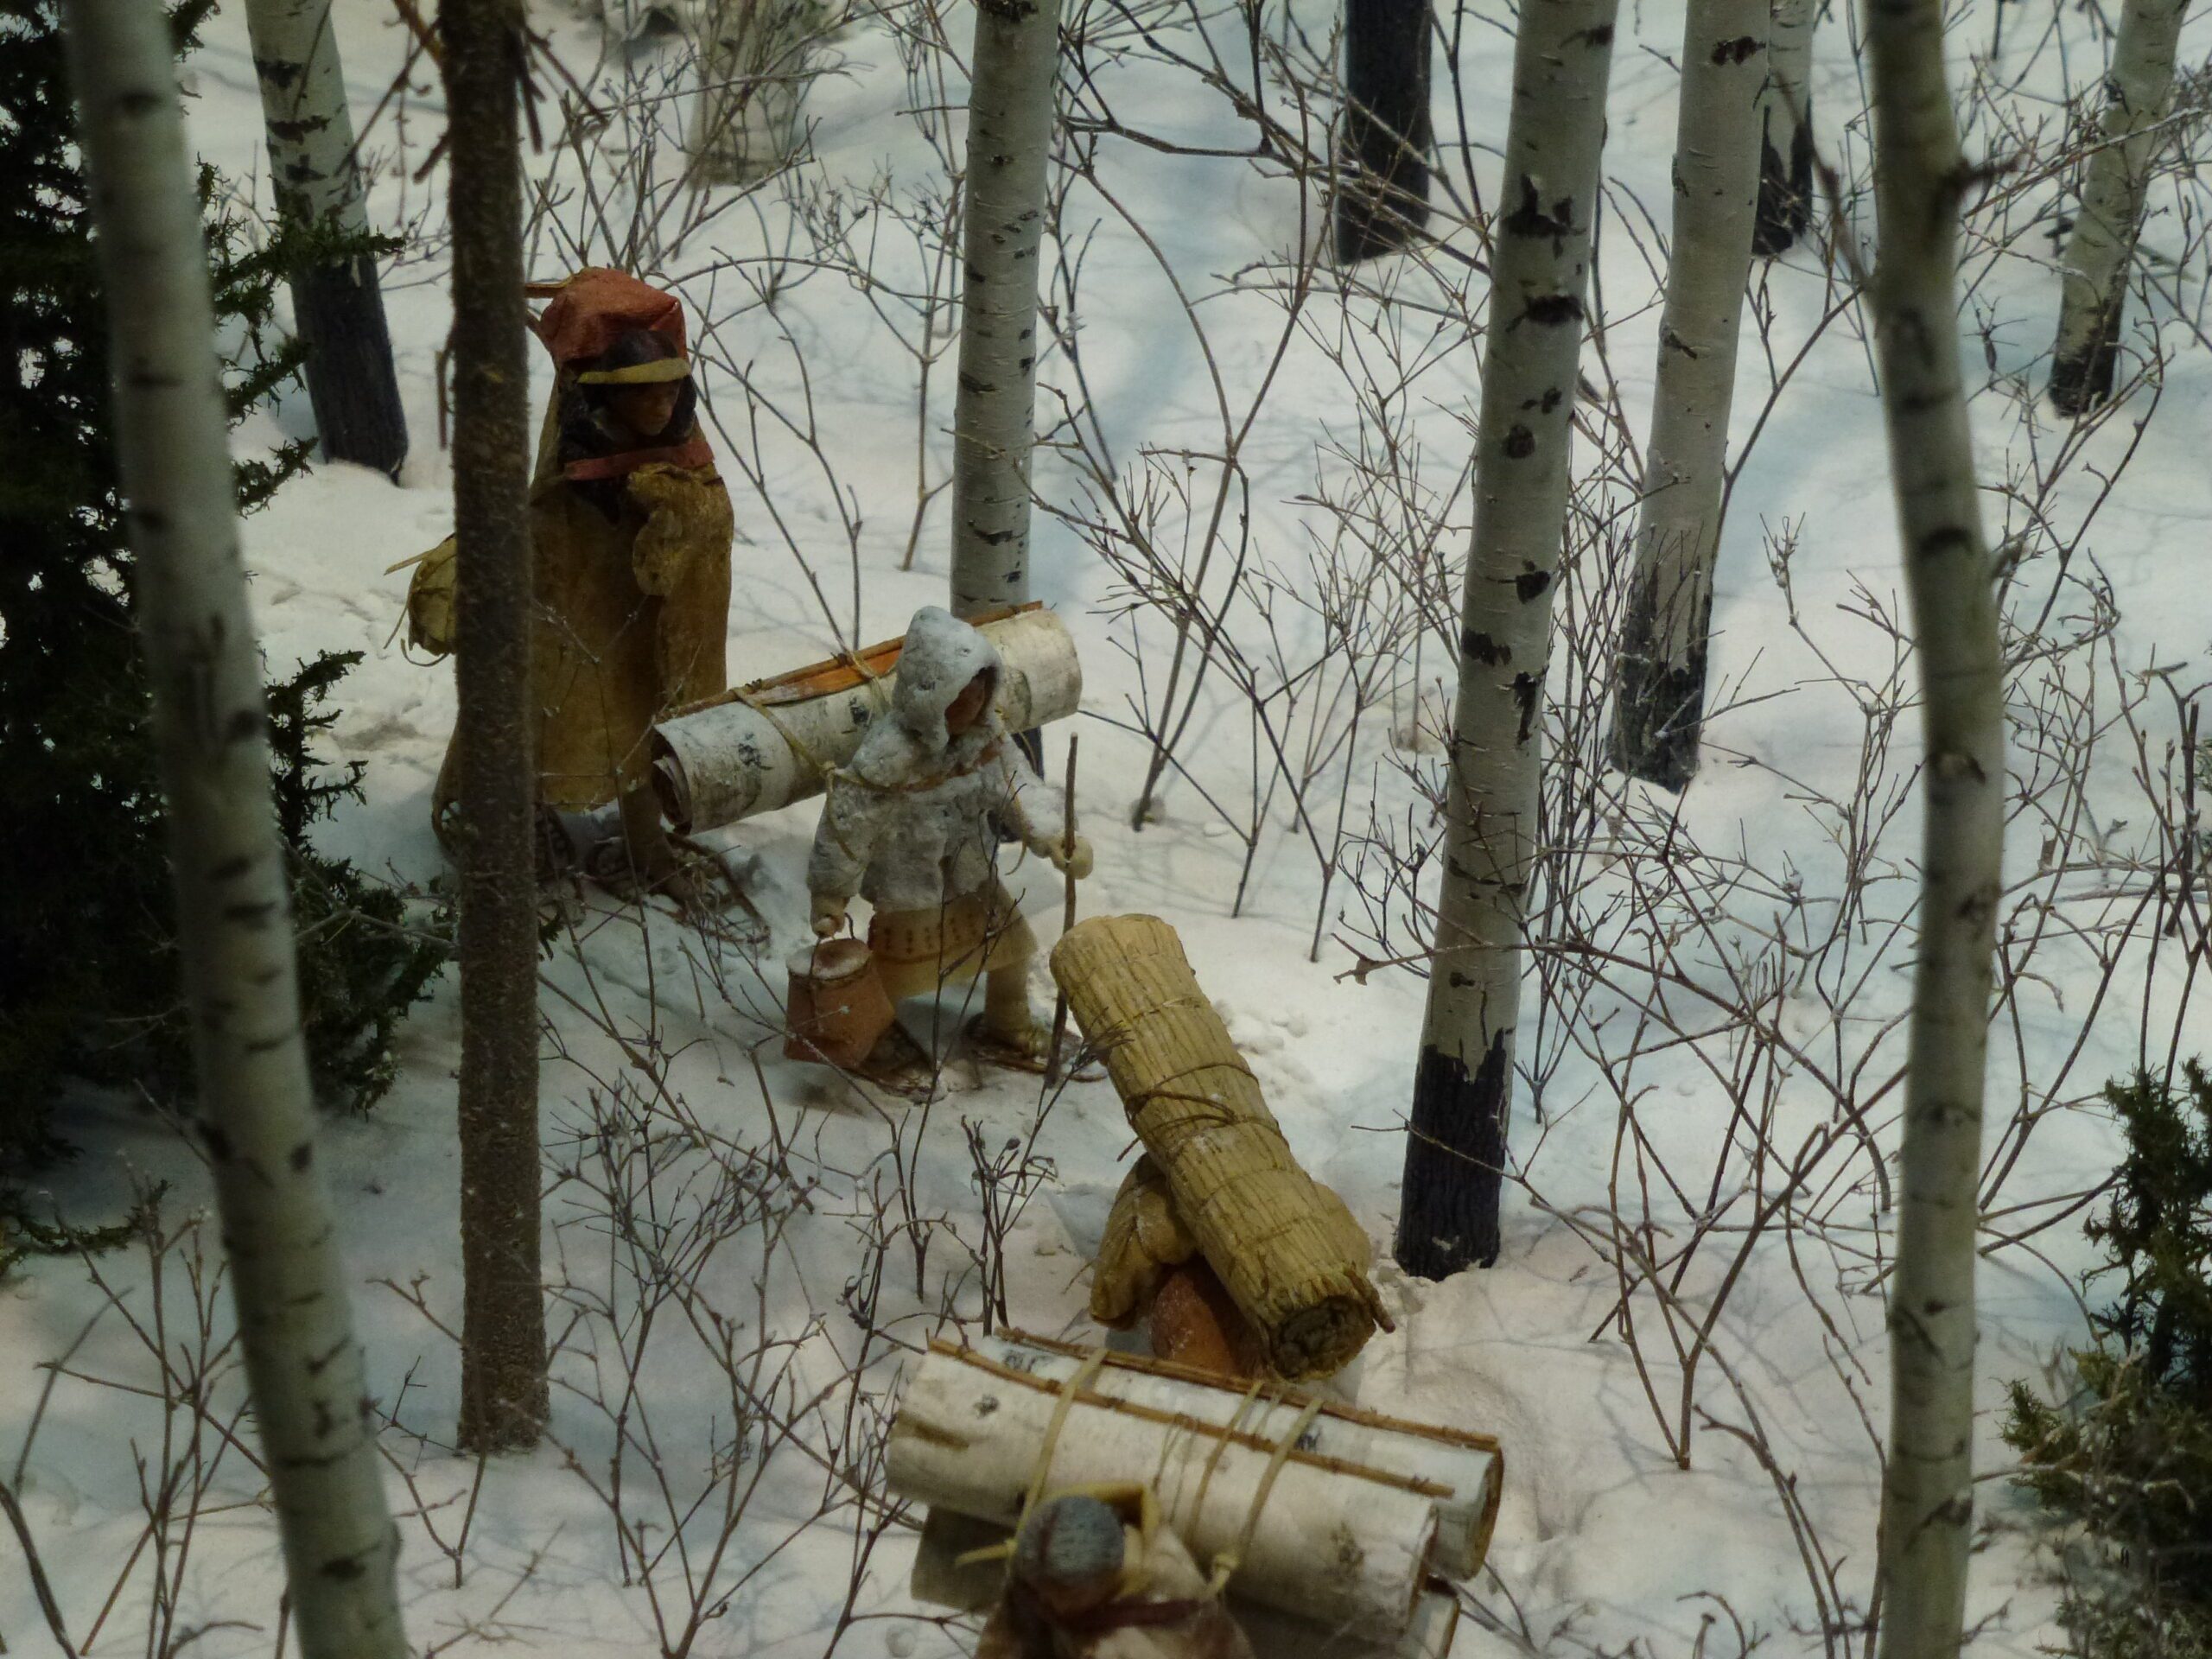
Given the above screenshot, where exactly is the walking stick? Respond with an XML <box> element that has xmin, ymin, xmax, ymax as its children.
<box><xmin>1045</xmin><ymin>735</ymin><xmax>1078</xmax><ymax>1087</ymax></box>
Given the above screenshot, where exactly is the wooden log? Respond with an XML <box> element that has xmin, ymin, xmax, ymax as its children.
<box><xmin>650</xmin><ymin>602</ymin><xmax>1081</xmax><ymax>832</ymax></box>
<box><xmin>886</xmin><ymin>1340</ymin><xmax>1439</xmax><ymax>1630</ymax></box>
<box><xmin>1050</xmin><ymin>915</ymin><xmax>1389</xmax><ymax>1378</ymax></box>
<box><xmin>963</xmin><ymin>1331</ymin><xmax>1503</xmax><ymax>1580</ymax></box>
<box><xmin>1147</xmin><ymin>1260</ymin><xmax>1269</xmax><ymax>1380</ymax></box>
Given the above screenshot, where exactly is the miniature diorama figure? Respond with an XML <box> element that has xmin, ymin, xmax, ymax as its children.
<box><xmin>406</xmin><ymin>267</ymin><xmax>733</xmax><ymax>896</ymax></box>
<box><xmin>1052</xmin><ymin>915</ymin><xmax>1389</xmax><ymax>1382</ymax></box>
<box><xmin>788</xmin><ymin>605</ymin><xmax>1091</xmax><ymax>1084</ymax></box>
<box><xmin>979</xmin><ymin>1491</ymin><xmax>1255</xmax><ymax>1659</ymax></box>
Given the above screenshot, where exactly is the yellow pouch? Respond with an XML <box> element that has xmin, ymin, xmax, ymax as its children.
<box><xmin>399</xmin><ymin>535</ymin><xmax>459</xmax><ymax>657</ymax></box>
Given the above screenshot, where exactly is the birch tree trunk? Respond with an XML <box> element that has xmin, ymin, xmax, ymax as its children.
<box><xmin>1605</xmin><ymin>0</ymin><xmax>1766</xmax><ymax>792</ymax></box>
<box><xmin>61</xmin><ymin>0</ymin><xmax>407</xmax><ymax>1649</ymax></box>
<box><xmin>1863</xmin><ymin>0</ymin><xmax>2005</xmax><ymax>1643</ymax></box>
<box><xmin>1335</xmin><ymin>0</ymin><xmax>1433</xmax><ymax>263</ymax></box>
<box><xmin>1752</xmin><ymin>0</ymin><xmax>1815</xmax><ymax>254</ymax></box>
<box><xmin>439</xmin><ymin>0</ymin><xmax>549</xmax><ymax>1453</ymax></box>
<box><xmin>2048</xmin><ymin>0</ymin><xmax>2191</xmax><ymax>414</ymax></box>
<box><xmin>241</xmin><ymin>0</ymin><xmax>409</xmax><ymax>477</ymax></box>
<box><xmin>1393</xmin><ymin>0</ymin><xmax>1618</xmax><ymax>1279</ymax></box>
<box><xmin>949</xmin><ymin>0</ymin><xmax>1062</xmax><ymax>618</ymax></box>
<box><xmin>688</xmin><ymin>0</ymin><xmax>812</xmax><ymax>185</ymax></box>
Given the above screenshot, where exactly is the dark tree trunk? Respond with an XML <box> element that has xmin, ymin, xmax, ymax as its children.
<box><xmin>439</xmin><ymin>0</ymin><xmax>548</xmax><ymax>1454</ymax></box>
<box><xmin>1335</xmin><ymin>0</ymin><xmax>1433</xmax><ymax>264</ymax></box>
<box><xmin>2049</xmin><ymin>274</ymin><xmax>2127</xmax><ymax>416</ymax></box>
<box><xmin>291</xmin><ymin>251</ymin><xmax>409</xmax><ymax>476</ymax></box>
<box><xmin>1397</xmin><ymin>1037</ymin><xmax>1511</xmax><ymax>1274</ymax></box>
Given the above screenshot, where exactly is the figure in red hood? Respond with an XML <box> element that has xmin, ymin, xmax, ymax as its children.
<box><xmin>408</xmin><ymin>269</ymin><xmax>734</xmax><ymax>897</ymax></box>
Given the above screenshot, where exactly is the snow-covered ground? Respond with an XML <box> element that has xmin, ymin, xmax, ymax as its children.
<box><xmin>5</xmin><ymin>0</ymin><xmax>2210</xmax><ymax>1653</ymax></box>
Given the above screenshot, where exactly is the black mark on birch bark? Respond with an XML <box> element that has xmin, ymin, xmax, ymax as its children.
<box><xmin>1461</xmin><ymin>629</ymin><xmax>1510</xmax><ymax>666</ymax></box>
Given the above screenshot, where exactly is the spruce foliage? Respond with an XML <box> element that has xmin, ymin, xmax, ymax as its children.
<box><xmin>2004</xmin><ymin>1062</ymin><xmax>2212</xmax><ymax>1657</ymax></box>
<box><xmin>0</xmin><ymin>0</ymin><xmax>444</xmax><ymax>1176</ymax></box>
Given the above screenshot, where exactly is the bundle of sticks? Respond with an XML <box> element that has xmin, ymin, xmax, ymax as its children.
<box><xmin>1051</xmin><ymin>914</ymin><xmax>1389</xmax><ymax>1381</ymax></box>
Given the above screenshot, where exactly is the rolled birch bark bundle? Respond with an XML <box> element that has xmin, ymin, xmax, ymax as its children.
<box><xmin>886</xmin><ymin>1339</ymin><xmax>1440</xmax><ymax>1630</ymax></box>
<box><xmin>650</xmin><ymin>602</ymin><xmax>1081</xmax><ymax>832</ymax></box>
<box><xmin>958</xmin><ymin>1330</ymin><xmax>1503</xmax><ymax>1579</ymax></box>
<box><xmin>1050</xmin><ymin>914</ymin><xmax>1389</xmax><ymax>1378</ymax></box>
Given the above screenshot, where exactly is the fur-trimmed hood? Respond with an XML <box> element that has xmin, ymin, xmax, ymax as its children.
<box><xmin>810</xmin><ymin>607</ymin><xmax>1059</xmax><ymax>914</ymax></box>
<box><xmin>851</xmin><ymin>607</ymin><xmax>1005</xmax><ymax>784</ymax></box>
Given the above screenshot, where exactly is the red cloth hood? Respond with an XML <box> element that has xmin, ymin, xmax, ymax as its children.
<box><xmin>527</xmin><ymin>269</ymin><xmax>714</xmax><ymax>480</ymax></box>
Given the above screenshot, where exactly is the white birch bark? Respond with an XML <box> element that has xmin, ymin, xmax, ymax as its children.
<box><xmin>1606</xmin><ymin>0</ymin><xmax>1767</xmax><ymax>791</ymax></box>
<box><xmin>241</xmin><ymin>0</ymin><xmax>408</xmax><ymax>474</ymax></box>
<box><xmin>957</xmin><ymin>1331</ymin><xmax>1503</xmax><ymax>1577</ymax></box>
<box><xmin>2049</xmin><ymin>0</ymin><xmax>2192</xmax><ymax>413</ymax></box>
<box><xmin>949</xmin><ymin>0</ymin><xmax>1063</xmax><ymax>617</ymax></box>
<box><xmin>887</xmin><ymin>1344</ymin><xmax>1440</xmax><ymax>1628</ymax></box>
<box><xmin>652</xmin><ymin>604</ymin><xmax>1081</xmax><ymax>831</ymax></box>
<box><xmin>1863</xmin><ymin>0</ymin><xmax>2005</xmax><ymax>1645</ymax></box>
<box><xmin>60</xmin><ymin>1</ymin><xmax>408</xmax><ymax>1650</ymax></box>
<box><xmin>1393</xmin><ymin>0</ymin><xmax>1618</xmax><ymax>1279</ymax></box>
<box><xmin>687</xmin><ymin>0</ymin><xmax>813</xmax><ymax>184</ymax></box>
<box><xmin>1753</xmin><ymin>0</ymin><xmax>1815</xmax><ymax>253</ymax></box>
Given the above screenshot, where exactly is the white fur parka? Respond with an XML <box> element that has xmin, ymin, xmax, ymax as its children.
<box><xmin>807</xmin><ymin>607</ymin><xmax>1067</xmax><ymax>915</ymax></box>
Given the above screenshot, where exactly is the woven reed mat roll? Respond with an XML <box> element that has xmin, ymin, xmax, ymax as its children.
<box><xmin>1049</xmin><ymin>914</ymin><xmax>1390</xmax><ymax>1379</ymax></box>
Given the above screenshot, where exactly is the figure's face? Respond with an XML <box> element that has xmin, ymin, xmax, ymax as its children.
<box><xmin>607</xmin><ymin>380</ymin><xmax>683</xmax><ymax>442</ymax></box>
<box><xmin>944</xmin><ymin>671</ymin><xmax>993</xmax><ymax>736</ymax></box>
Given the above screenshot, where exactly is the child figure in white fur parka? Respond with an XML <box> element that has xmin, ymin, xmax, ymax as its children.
<box><xmin>803</xmin><ymin>606</ymin><xmax>1091</xmax><ymax>1076</ymax></box>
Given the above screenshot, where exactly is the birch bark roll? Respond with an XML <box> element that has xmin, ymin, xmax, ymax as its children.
<box><xmin>1050</xmin><ymin>915</ymin><xmax>1389</xmax><ymax>1379</ymax></box>
<box><xmin>911</xmin><ymin>1506</ymin><xmax>1467</xmax><ymax>1659</ymax></box>
<box><xmin>886</xmin><ymin>1342</ymin><xmax>1440</xmax><ymax>1629</ymax></box>
<box><xmin>968</xmin><ymin>1330</ymin><xmax>1503</xmax><ymax>1578</ymax></box>
<box><xmin>651</xmin><ymin>602</ymin><xmax>1080</xmax><ymax>830</ymax></box>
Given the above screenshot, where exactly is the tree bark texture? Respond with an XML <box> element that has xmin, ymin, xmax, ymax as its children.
<box><xmin>439</xmin><ymin>0</ymin><xmax>550</xmax><ymax>1453</ymax></box>
<box><xmin>61</xmin><ymin>1</ymin><xmax>408</xmax><ymax>1649</ymax></box>
<box><xmin>1335</xmin><ymin>0</ymin><xmax>1433</xmax><ymax>262</ymax></box>
<box><xmin>1752</xmin><ymin>0</ymin><xmax>1815</xmax><ymax>253</ymax></box>
<box><xmin>1393</xmin><ymin>0</ymin><xmax>1619</xmax><ymax>1279</ymax></box>
<box><xmin>1607</xmin><ymin>0</ymin><xmax>1766</xmax><ymax>791</ymax></box>
<box><xmin>2048</xmin><ymin>0</ymin><xmax>2191</xmax><ymax>414</ymax></box>
<box><xmin>688</xmin><ymin>0</ymin><xmax>811</xmax><ymax>185</ymax></box>
<box><xmin>1863</xmin><ymin>0</ymin><xmax>2005</xmax><ymax>1647</ymax></box>
<box><xmin>242</xmin><ymin>0</ymin><xmax>408</xmax><ymax>475</ymax></box>
<box><xmin>949</xmin><ymin>0</ymin><xmax>1063</xmax><ymax>619</ymax></box>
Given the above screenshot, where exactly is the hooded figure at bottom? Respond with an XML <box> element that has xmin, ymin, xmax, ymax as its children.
<box><xmin>978</xmin><ymin>1492</ymin><xmax>1257</xmax><ymax>1659</ymax></box>
<box><xmin>802</xmin><ymin>607</ymin><xmax>1090</xmax><ymax>1077</ymax></box>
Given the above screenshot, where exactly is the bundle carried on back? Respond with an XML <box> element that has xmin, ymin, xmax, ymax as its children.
<box><xmin>1049</xmin><ymin>914</ymin><xmax>1389</xmax><ymax>1380</ymax></box>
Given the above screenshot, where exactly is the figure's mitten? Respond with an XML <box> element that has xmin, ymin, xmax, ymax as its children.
<box><xmin>1091</xmin><ymin>1156</ymin><xmax>1198</xmax><ymax>1327</ymax></box>
<box><xmin>626</xmin><ymin>462</ymin><xmax>723</xmax><ymax>595</ymax></box>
